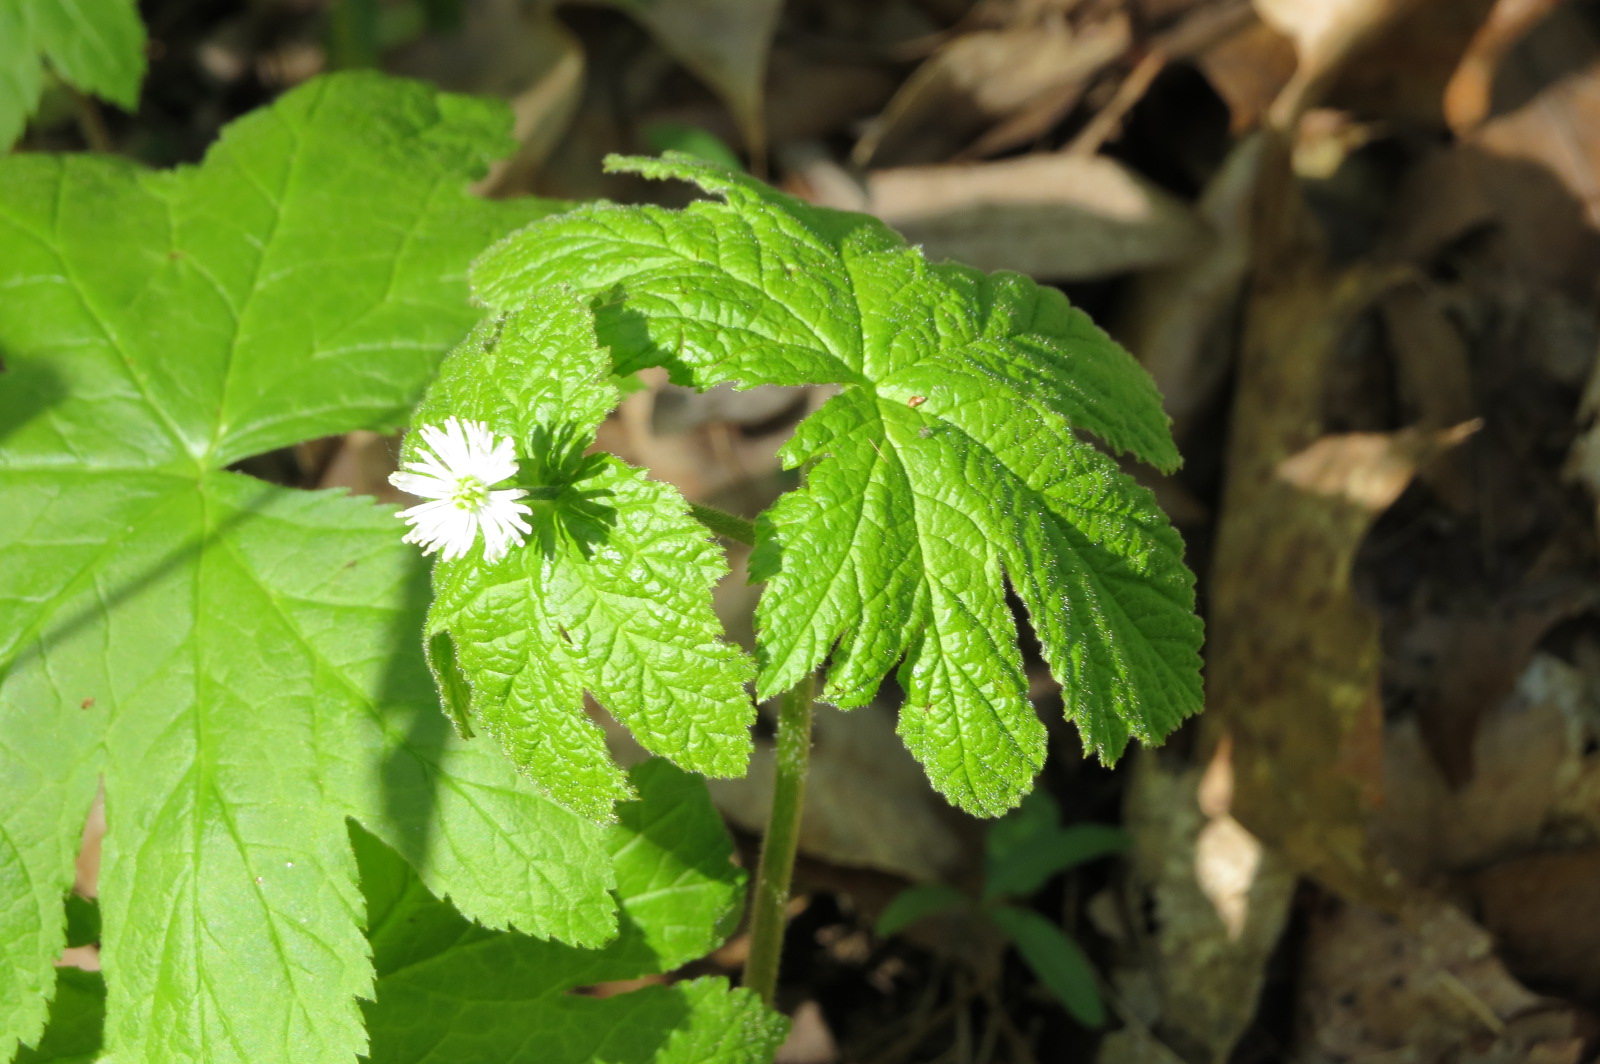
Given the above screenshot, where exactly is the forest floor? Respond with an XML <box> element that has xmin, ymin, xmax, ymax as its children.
<box><xmin>31</xmin><ymin>0</ymin><xmax>1600</xmax><ymax>1059</ymax></box>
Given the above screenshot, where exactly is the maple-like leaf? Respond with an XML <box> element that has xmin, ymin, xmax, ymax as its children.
<box><xmin>0</xmin><ymin>73</ymin><xmax>614</xmax><ymax>1064</ymax></box>
<box><xmin>473</xmin><ymin>153</ymin><xmax>1204</xmax><ymax>815</ymax></box>
<box><xmin>0</xmin><ymin>0</ymin><xmax>145</xmax><ymax>149</ymax></box>
<box><xmin>17</xmin><ymin>763</ymin><xmax>788</xmax><ymax>1064</ymax></box>
<box><xmin>405</xmin><ymin>290</ymin><xmax>756</xmax><ymax>820</ymax></box>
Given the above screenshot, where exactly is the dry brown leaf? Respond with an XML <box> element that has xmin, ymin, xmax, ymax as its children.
<box><xmin>759</xmin><ymin>52</ymin><xmax>899</xmax><ymax>149</ymax></box>
<box><xmin>1110</xmin><ymin>742</ymin><xmax>1297</xmax><ymax>1063</ymax></box>
<box><xmin>1254</xmin><ymin>0</ymin><xmax>1394</xmax><ymax>77</ymax></box>
<box><xmin>1215</xmin><ymin>419</ymin><xmax>1477</xmax><ymax>905</ymax></box>
<box><xmin>1255</xmin><ymin>0</ymin><xmax>1415</xmax><ymax>77</ymax></box>
<box><xmin>854</xmin><ymin>152</ymin><xmax>1210</xmax><ymax>280</ymax></box>
<box><xmin>1196</xmin><ymin>19</ymin><xmax>1299</xmax><ymax>133</ymax></box>
<box><xmin>1474</xmin><ymin>848</ymin><xmax>1600</xmax><ymax>999</ymax></box>
<box><xmin>1208</xmin><ymin>133</ymin><xmax>1466</xmax><ymax>907</ymax></box>
<box><xmin>389</xmin><ymin>0</ymin><xmax>584</xmax><ymax>193</ymax></box>
<box><xmin>1384</xmin><ymin>590</ymin><xmax>1592</xmax><ymax>789</ymax></box>
<box><xmin>964</xmin><ymin>0</ymin><xmax>1250</xmax><ymax>157</ymax></box>
<box><xmin>489</xmin><ymin>21</ymin><xmax>585</xmax><ymax>195</ymax></box>
<box><xmin>1373</xmin><ymin>651</ymin><xmax>1600</xmax><ymax>880</ymax></box>
<box><xmin>1319</xmin><ymin>0</ymin><xmax>1500</xmax><ymax>125</ymax></box>
<box><xmin>1382</xmin><ymin>142</ymin><xmax>1600</xmax><ymax>297</ymax></box>
<box><xmin>1296</xmin><ymin>899</ymin><xmax>1586</xmax><ymax>1064</ymax></box>
<box><xmin>1253</xmin><ymin>0</ymin><xmax>1439</xmax><ymax>125</ymax></box>
<box><xmin>1066</xmin><ymin>50</ymin><xmax>1166</xmax><ymax>156</ymax></box>
<box><xmin>317</xmin><ymin>430</ymin><xmax>407</xmax><ymax>504</ymax></box>
<box><xmin>854</xmin><ymin>15</ymin><xmax>1130</xmax><ymax>166</ymax></box>
<box><xmin>590</xmin><ymin>0</ymin><xmax>784</xmax><ymax>159</ymax></box>
<box><xmin>1443</xmin><ymin>0</ymin><xmax>1572</xmax><ymax>132</ymax></box>
<box><xmin>591</xmin><ymin>369</ymin><xmax>813</xmax><ymax>504</ymax></box>
<box><xmin>1475</xmin><ymin>59</ymin><xmax>1600</xmax><ymax>229</ymax></box>
<box><xmin>1569</xmin><ymin>345</ymin><xmax>1600</xmax><ymax>536</ymax></box>
<box><xmin>1378</xmin><ymin>283</ymin><xmax>1479</xmax><ymax>512</ymax></box>
<box><xmin>774</xmin><ymin>1000</ymin><xmax>840</xmax><ymax>1064</ymax></box>
<box><xmin>1132</xmin><ymin>0</ymin><xmax>1214</xmax><ymax>26</ymax></box>
<box><xmin>1147</xmin><ymin>0</ymin><xmax>1258</xmax><ymax>58</ymax></box>
<box><xmin>1116</xmin><ymin>133</ymin><xmax>1265</xmax><ymax>440</ymax></box>
<box><xmin>649</xmin><ymin>381</ymin><xmax>806</xmax><ymax>436</ymax></box>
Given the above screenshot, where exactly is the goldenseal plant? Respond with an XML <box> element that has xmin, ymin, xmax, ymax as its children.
<box><xmin>0</xmin><ymin>75</ymin><xmax>778</xmax><ymax>1064</ymax></box>
<box><xmin>0</xmin><ymin>68</ymin><xmax>1202</xmax><ymax>1061</ymax></box>
<box><xmin>403</xmin><ymin>152</ymin><xmax>1206</xmax><ymax>1004</ymax></box>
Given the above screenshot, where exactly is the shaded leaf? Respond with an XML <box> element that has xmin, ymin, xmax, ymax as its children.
<box><xmin>0</xmin><ymin>73</ymin><xmax>601</xmax><ymax>1064</ymax></box>
<box><xmin>875</xmin><ymin>884</ymin><xmax>970</xmax><ymax>936</ymax></box>
<box><xmin>362</xmin><ymin>759</ymin><xmax>788</xmax><ymax>1064</ymax></box>
<box><xmin>61</xmin><ymin>896</ymin><xmax>98</xmax><ymax>950</ymax></box>
<box><xmin>985</xmin><ymin>791</ymin><xmax>1126</xmax><ymax>900</ymax></box>
<box><xmin>990</xmin><ymin>904</ymin><xmax>1105</xmax><ymax>1028</ymax></box>
<box><xmin>15</xmin><ymin>969</ymin><xmax>104</xmax><ymax>1064</ymax></box>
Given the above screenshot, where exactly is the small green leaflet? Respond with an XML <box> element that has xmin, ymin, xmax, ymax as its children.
<box><xmin>407</xmin><ymin>290</ymin><xmax>755</xmax><ymax>820</ymax></box>
<box><xmin>989</xmin><ymin>905</ymin><xmax>1105</xmax><ymax>1028</ymax></box>
<box><xmin>362</xmin><ymin>759</ymin><xmax>787</xmax><ymax>1064</ymax></box>
<box><xmin>473</xmin><ymin>153</ymin><xmax>1205</xmax><ymax>816</ymax></box>
<box><xmin>0</xmin><ymin>73</ymin><xmax>608</xmax><ymax>1064</ymax></box>
<box><xmin>20</xmin><ymin>763</ymin><xmax>787</xmax><ymax>1064</ymax></box>
<box><xmin>0</xmin><ymin>0</ymin><xmax>146</xmax><ymax>149</ymax></box>
<box><xmin>984</xmin><ymin>790</ymin><xmax>1127</xmax><ymax>900</ymax></box>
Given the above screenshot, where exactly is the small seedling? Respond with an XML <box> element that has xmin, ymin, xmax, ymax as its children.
<box><xmin>876</xmin><ymin>790</ymin><xmax>1129</xmax><ymax>1028</ymax></box>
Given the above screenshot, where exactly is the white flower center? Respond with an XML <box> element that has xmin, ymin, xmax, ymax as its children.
<box><xmin>451</xmin><ymin>476</ymin><xmax>489</xmax><ymax>510</ymax></box>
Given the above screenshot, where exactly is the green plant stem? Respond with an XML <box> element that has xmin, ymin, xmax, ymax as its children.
<box><xmin>328</xmin><ymin>0</ymin><xmax>380</xmax><ymax>68</ymax></box>
<box><xmin>742</xmin><ymin>673</ymin><xmax>815</xmax><ymax>1006</ymax></box>
<box><xmin>70</xmin><ymin>90</ymin><xmax>112</xmax><ymax>153</ymax></box>
<box><xmin>689</xmin><ymin>502</ymin><xmax>756</xmax><ymax>546</ymax></box>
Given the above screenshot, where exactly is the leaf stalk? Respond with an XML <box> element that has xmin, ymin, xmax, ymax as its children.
<box><xmin>741</xmin><ymin>674</ymin><xmax>815</xmax><ymax>1005</ymax></box>
<box><xmin>689</xmin><ymin>502</ymin><xmax>757</xmax><ymax>546</ymax></box>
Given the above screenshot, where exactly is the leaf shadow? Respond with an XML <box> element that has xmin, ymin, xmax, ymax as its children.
<box><xmin>525</xmin><ymin>423</ymin><xmax>617</xmax><ymax>562</ymax></box>
<box><xmin>0</xmin><ymin>500</ymin><xmax>260</xmax><ymax>678</ymax></box>
<box><xmin>0</xmin><ymin>357</ymin><xmax>69</xmax><ymax>449</ymax></box>
<box><xmin>373</xmin><ymin>551</ymin><xmax>452</xmax><ymax>882</ymax></box>
<box><xmin>362</xmin><ymin>899</ymin><xmax>699</xmax><ymax>1063</ymax></box>
<box><xmin>589</xmin><ymin>287</ymin><xmax>691</xmax><ymax>383</ymax></box>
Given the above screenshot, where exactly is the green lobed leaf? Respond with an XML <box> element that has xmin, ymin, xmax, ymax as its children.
<box><xmin>406</xmin><ymin>290</ymin><xmax>755</xmax><ymax>820</ymax></box>
<box><xmin>0</xmin><ymin>73</ymin><xmax>606</xmax><ymax>1064</ymax></box>
<box><xmin>362</xmin><ymin>759</ymin><xmax>788</xmax><ymax>1064</ymax></box>
<box><xmin>874</xmin><ymin>884</ymin><xmax>969</xmax><ymax>937</ymax></box>
<box><xmin>989</xmin><ymin>905</ymin><xmax>1105</xmax><ymax>1029</ymax></box>
<box><xmin>0</xmin><ymin>0</ymin><xmax>146</xmax><ymax>149</ymax></box>
<box><xmin>472</xmin><ymin>152</ymin><xmax>1204</xmax><ymax>816</ymax></box>
<box><xmin>984</xmin><ymin>790</ymin><xmax>1128</xmax><ymax>900</ymax></box>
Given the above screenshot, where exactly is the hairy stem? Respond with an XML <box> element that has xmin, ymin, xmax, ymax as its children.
<box><xmin>742</xmin><ymin>674</ymin><xmax>815</xmax><ymax>1005</ymax></box>
<box><xmin>689</xmin><ymin>502</ymin><xmax>756</xmax><ymax>546</ymax></box>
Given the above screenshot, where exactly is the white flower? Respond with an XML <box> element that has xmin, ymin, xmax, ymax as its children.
<box><xmin>389</xmin><ymin>418</ymin><xmax>533</xmax><ymax>563</ymax></box>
